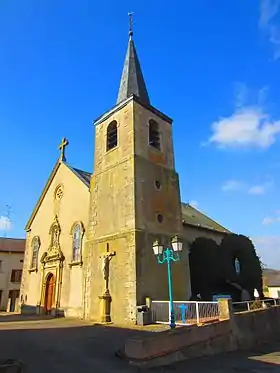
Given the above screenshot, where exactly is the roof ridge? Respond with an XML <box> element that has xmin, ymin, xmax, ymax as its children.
<box><xmin>0</xmin><ymin>237</ymin><xmax>25</xmax><ymax>240</ymax></box>
<box><xmin>63</xmin><ymin>162</ymin><xmax>91</xmax><ymax>188</ymax></box>
<box><xmin>72</xmin><ymin>166</ymin><xmax>91</xmax><ymax>175</ymax></box>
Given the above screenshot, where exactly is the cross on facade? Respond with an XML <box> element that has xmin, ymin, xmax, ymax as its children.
<box><xmin>178</xmin><ymin>304</ymin><xmax>188</xmax><ymax>324</ymax></box>
<box><xmin>128</xmin><ymin>12</ymin><xmax>134</xmax><ymax>37</ymax></box>
<box><xmin>58</xmin><ymin>137</ymin><xmax>69</xmax><ymax>162</ymax></box>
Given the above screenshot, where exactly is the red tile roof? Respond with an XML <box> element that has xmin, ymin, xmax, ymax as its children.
<box><xmin>0</xmin><ymin>237</ymin><xmax>26</xmax><ymax>253</ymax></box>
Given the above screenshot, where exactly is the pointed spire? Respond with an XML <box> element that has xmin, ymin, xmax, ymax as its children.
<box><xmin>116</xmin><ymin>14</ymin><xmax>150</xmax><ymax>106</ymax></box>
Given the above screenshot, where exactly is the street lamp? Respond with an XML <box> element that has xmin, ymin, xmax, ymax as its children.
<box><xmin>152</xmin><ymin>235</ymin><xmax>183</xmax><ymax>329</ymax></box>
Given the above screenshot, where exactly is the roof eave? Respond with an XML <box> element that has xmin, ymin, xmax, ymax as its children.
<box><xmin>94</xmin><ymin>95</ymin><xmax>173</xmax><ymax>127</ymax></box>
<box><xmin>182</xmin><ymin>220</ymin><xmax>231</xmax><ymax>234</ymax></box>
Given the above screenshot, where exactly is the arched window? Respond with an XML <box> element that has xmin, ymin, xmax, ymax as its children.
<box><xmin>149</xmin><ymin>119</ymin><xmax>161</xmax><ymax>150</ymax></box>
<box><xmin>106</xmin><ymin>121</ymin><xmax>118</xmax><ymax>151</ymax></box>
<box><xmin>72</xmin><ymin>223</ymin><xmax>83</xmax><ymax>262</ymax></box>
<box><xmin>31</xmin><ymin>236</ymin><xmax>40</xmax><ymax>269</ymax></box>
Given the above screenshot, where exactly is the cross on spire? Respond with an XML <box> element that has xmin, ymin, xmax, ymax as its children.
<box><xmin>128</xmin><ymin>12</ymin><xmax>134</xmax><ymax>38</ymax></box>
<box><xmin>58</xmin><ymin>137</ymin><xmax>69</xmax><ymax>162</ymax></box>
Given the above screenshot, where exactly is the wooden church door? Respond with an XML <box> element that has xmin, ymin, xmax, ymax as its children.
<box><xmin>45</xmin><ymin>273</ymin><xmax>55</xmax><ymax>313</ymax></box>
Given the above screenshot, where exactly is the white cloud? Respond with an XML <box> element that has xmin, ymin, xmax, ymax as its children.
<box><xmin>258</xmin><ymin>86</ymin><xmax>269</xmax><ymax>106</ymax></box>
<box><xmin>248</xmin><ymin>182</ymin><xmax>273</xmax><ymax>195</ymax></box>
<box><xmin>262</xmin><ymin>217</ymin><xmax>277</xmax><ymax>225</ymax></box>
<box><xmin>222</xmin><ymin>180</ymin><xmax>272</xmax><ymax>195</ymax></box>
<box><xmin>0</xmin><ymin>216</ymin><xmax>12</xmax><ymax>232</ymax></box>
<box><xmin>221</xmin><ymin>180</ymin><xmax>245</xmax><ymax>192</ymax></box>
<box><xmin>248</xmin><ymin>185</ymin><xmax>266</xmax><ymax>195</ymax></box>
<box><xmin>252</xmin><ymin>235</ymin><xmax>280</xmax><ymax>269</ymax></box>
<box><xmin>259</xmin><ymin>0</ymin><xmax>280</xmax><ymax>60</ymax></box>
<box><xmin>262</xmin><ymin>210</ymin><xmax>280</xmax><ymax>224</ymax></box>
<box><xmin>259</xmin><ymin>0</ymin><xmax>280</xmax><ymax>27</ymax></box>
<box><xmin>209</xmin><ymin>107</ymin><xmax>280</xmax><ymax>148</ymax></box>
<box><xmin>269</xmin><ymin>25</ymin><xmax>280</xmax><ymax>59</ymax></box>
<box><xmin>234</xmin><ymin>82</ymin><xmax>248</xmax><ymax>108</ymax></box>
<box><xmin>189</xmin><ymin>200</ymin><xmax>199</xmax><ymax>208</ymax></box>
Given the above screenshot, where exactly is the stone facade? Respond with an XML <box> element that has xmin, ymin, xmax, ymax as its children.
<box><xmin>84</xmin><ymin>97</ymin><xmax>190</xmax><ymax>323</ymax></box>
<box><xmin>20</xmin><ymin>162</ymin><xmax>89</xmax><ymax>318</ymax></box>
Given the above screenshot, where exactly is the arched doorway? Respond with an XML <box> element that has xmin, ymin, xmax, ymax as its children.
<box><xmin>44</xmin><ymin>273</ymin><xmax>55</xmax><ymax>313</ymax></box>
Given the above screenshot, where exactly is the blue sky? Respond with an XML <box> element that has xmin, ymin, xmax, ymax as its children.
<box><xmin>1</xmin><ymin>1</ymin><xmax>280</xmax><ymax>268</ymax></box>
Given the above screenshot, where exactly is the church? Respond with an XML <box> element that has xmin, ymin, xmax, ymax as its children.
<box><xmin>20</xmin><ymin>27</ymin><xmax>232</xmax><ymax>323</ymax></box>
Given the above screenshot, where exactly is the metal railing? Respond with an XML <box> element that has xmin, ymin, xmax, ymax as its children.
<box><xmin>232</xmin><ymin>298</ymin><xmax>280</xmax><ymax>312</ymax></box>
<box><xmin>151</xmin><ymin>300</ymin><xmax>220</xmax><ymax>326</ymax></box>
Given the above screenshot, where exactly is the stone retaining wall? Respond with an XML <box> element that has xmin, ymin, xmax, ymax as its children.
<box><xmin>124</xmin><ymin>301</ymin><xmax>280</xmax><ymax>368</ymax></box>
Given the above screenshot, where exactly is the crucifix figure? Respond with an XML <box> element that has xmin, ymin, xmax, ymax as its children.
<box><xmin>100</xmin><ymin>243</ymin><xmax>116</xmax><ymax>293</ymax></box>
<box><xmin>58</xmin><ymin>137</ymin><xmax>69</xmax><ymax>162</ymax></box>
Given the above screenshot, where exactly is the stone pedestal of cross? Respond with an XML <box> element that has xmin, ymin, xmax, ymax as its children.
<box><xmin>99</xmin><ymin>243</ymin><xmax>116</xmax><ymax>323</ymax></box>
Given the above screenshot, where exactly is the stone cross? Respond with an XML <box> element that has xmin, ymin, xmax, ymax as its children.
<box><xmin>100</xmin><ymin>243</ymin><xmax>116</xmax><ymax>292</ymax></box>
<box><xmin>178</xmin><ymin>304</ymin><xmax>188</xmax><ymax>324</ymax></box>
<box><xmin>58</xmin><ymin>137</ymin><xmax>69</xmax><ymax>162</ymax></box>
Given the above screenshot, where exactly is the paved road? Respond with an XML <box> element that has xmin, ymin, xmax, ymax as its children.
<box><xmin>168</xmin><ymin>344</ymin><xmax>280</xmax><ymax>372</ymax></box>
<box><xmin>0</xmin><ymin>314</ymin><xmax>279</xmax><ymax>372</ymax></box>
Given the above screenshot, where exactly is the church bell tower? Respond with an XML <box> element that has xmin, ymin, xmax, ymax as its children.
<box><xmin>84</xmin><ymin>19</ymin><xmax>187</xmax><ymax>323</ymax></box>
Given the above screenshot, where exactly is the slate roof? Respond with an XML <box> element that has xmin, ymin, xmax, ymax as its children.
<box><xmin>181</xmin><ymin>203</ymin><xmax>230</xmax><ymax>234</ymax></box>
<box><xmin>66</xmin><ymin>165</ymin><xmax>91</xmax><ymax>188</ymax></box>
<box><xmin>116</xmin><ymin>35</ymin><xmax>150</xmax><ymax>106</ymax></box>
<box><xmin>263</xmin><ymin>269</ymin><xmax>280</xmax><ymax>287</ymax></box>
<box><xmin>0</xmin><ymin>237</ymin><xmax>26</xmax><ymax>253</ymax></box>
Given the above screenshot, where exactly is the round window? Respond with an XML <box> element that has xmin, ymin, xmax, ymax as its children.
<box><xmin>157</xmin><ymin>214</ymin><xmax>164</xmax><ymax>223</ymax></box>
<box><xmin>54</xmin><ymin>185</ymin><xmax>64</xmax><ymax>201</ymax></box>
<box><xmin>155</xmin><ymin>180</ymin><xmax>161</xmax><ymax>190</ymax></box>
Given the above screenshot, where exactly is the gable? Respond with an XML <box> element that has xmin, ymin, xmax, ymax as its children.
<box><xmin>25</xmin><ymin>161</ymin><xmax>91</xmax><ymax>231</ymax></box>
<box><xmin>181</xmin><ymin>203</ymin><xmax>230</xmax><ymax>234</ymax></box>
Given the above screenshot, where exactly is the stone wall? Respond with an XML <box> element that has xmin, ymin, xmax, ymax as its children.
<box><xmin>124</xmin><ymin>301</ymin><xmax>280</xmax><ymax>367</ymax></box>
<box><xmin>136</xmin><ymin>231</ymin><xmax>190</xmax><ymax>304</ymax></box>
<box><xmin>85</xmin><ymin>97</ymin><xmax>189</xmax><ymax>323</ymax></box>
<box><xmin>83</xmin><ymin>232</ymin><xmax>137</xmax><ymax>324</ymax></box>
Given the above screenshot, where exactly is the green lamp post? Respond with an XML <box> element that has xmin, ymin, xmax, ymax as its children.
<box><xmin>152</xmin><ymin>236</ymin><xmax>183</xmax><ymax>329</ymax></box>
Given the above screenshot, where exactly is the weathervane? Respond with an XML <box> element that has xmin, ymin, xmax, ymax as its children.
<box><xmin>128</xmin><ymin>12</ymin><xmax>134</xmax><ymax>37</ymax></box>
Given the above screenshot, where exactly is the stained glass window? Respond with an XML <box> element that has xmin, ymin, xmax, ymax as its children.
<box><xmin>72</xmin><ymin>224</ymin><xmax>82</xmax><ymax>262</ymax></box>
<box><xmin>31</xmin><ymin>236</ymin><xmax>40</xmax><ymax>269</ymax></box>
